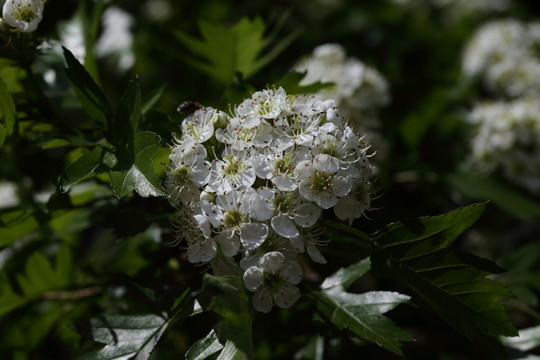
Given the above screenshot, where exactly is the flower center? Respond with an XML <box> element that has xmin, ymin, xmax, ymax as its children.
<box><xmin>273</xmin><ymin>193</ymin><xmax>294</xmax><ymax>214</ymax></box>
<box><xmin>310</xmin><ymin>170</ymin><xmax>333</xmax><ymax>193</ymax></box>
<box><xmin>274</xmin><ymin>154</ymin><xmax>293</xmax><ymax>176</ymax></box>
<box><xmin>223</xmin><ymin>155</ymin><xmax>244</xmax><ymax>178</ymax></box>
<box><xmin>171</xmin><ymin>166</ymin><xmax>190</xmax><ymax>184</ymax></box>
<box><xmin>321</xmin><ymin>140</ymin><xmax>339</xmax><ymax>158</ymax></box>
<box><xmin>16</xmin><ymin>5</ymin><xmax>37</xmax><ymax>23</ymax></box>
<box><xmin>223</xmin><ymin>209</ymin><xmax>244</xmax><ymax>228</ymax></box>
<box><xmin>262</xmin><ymin>271</ymin><xmax>283</xmax><ymax>291</ymax></box>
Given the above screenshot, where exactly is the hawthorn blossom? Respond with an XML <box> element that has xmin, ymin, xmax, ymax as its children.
<box><xmin>2</xmin><ymin>0</ymin><xmax>44</xmax><ymax>32</ymax></box>
<box><xmin>243</xmin><ymin>251</ymin><xmax>303</xmax><ymax>313</ymax></box>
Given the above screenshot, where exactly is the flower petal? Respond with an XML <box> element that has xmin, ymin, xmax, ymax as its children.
<box><xmin>273</xmin><ymin>283</ymin><xmax>300</xmax><ymax>309</ymax></box>
<box><xmin>271</xmin><ymin>215</ymin><xmax>299</xmax><ymax>239</ymax></box>
<box><xmin>240</xmin><ymin>222</ymin><xmax>269</xmax><ymax>251</ymax></box>
<box><xmin>243</xmin><ymin>266</ymin><xmax>264</xmax><ymax>292</ymax></box>
<box><xmin>252</xmin><ymin>288</ymin><xmax>273</xmax><ymax>313</ymax></box>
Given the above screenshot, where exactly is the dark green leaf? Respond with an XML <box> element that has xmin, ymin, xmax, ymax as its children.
<box><xmin>109</xmin><ymin>76</ymin><xmax>141</xmax><ymax>150</ymax></box>
<box><xmin>202</xmin><ymin>274</ymin><xmax>253</xmax><ymax>360</ymax></box>
<box><xmin>314</xmin><ymin>258</ymin><xmax>412</xmax><ymax>356</ymax></box>
<box><xmin>58</xmin><ymin>146</ymin><xmax>107</xmax><ymax>193</ymax></box>
<box><xmin>186</xmin><ymin>329</ymin><xmax>224</xmax><ymax>360</ymax></box>
<box><xmin>447</xmin><ymin>172</ymin><xmax>540</xmax><ymax>220</ymax></box>
<box><xmin>108</xmin><ymin>132</ymin><xmax>167</xmax><ymax>198</ymax></box>
<box><xmin>0</xmin><ymin>76</ymin><xmax>16</xmax><ymax>136</ymax></box>
<box><xmin>63</xmin><ymin>47</ymin><xmax>112</xmax><ymax>126</ymax></box>
<box><xmin>76</xmin><ymin>290</ymin><xmax>200</xmax><ymax>360</ymax></box>
<box><xmin>0</xmin><ymin>210</ymin><xmax>39</xmax><ymax>247</ymax></box>
<box><xmin>370</xmin><ymin>202</ymin><xmax>518</xmax><ymax>338</ymax></box>
<box><xmin>141</xmin><ymin>85</ymin><xmax>166</xmax><ymax>115</ymax></box>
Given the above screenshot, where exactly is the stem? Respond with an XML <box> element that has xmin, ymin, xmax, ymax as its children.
<box><xmin>319</xmin><ymin>219</ymin><xmax>370</xmax><ymax>241</ymax></box>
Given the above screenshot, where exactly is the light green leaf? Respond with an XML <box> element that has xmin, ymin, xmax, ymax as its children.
<box><xmin>217</xmin><ymin>341</ymin><xmax>246</xmax><ymax>360</ymax></box>
<box><xmin>176</xmin><ymin>16</ymin><xmax>295</xmax><ymax>84</ymax></box>
<box><xmin>0</xmin><ymin>247</ymin><xmax>72</xmax><ymax>316</ymax></box>
<box><xmin>0</xmin><ymin>76</ymin><xmax>16</xmax><ymax>136</ymax></box>
<box><xmin>314</xmin><ymin>258</ymin><xmax>412</xmax><ymax>356</ymax></box>
<box><xmin>63</xmin><ymin>47</ymin><xmax>112</xmax><ymax>126</ymax></box>
<box><xmin>370</xmin><ymin>202</ymin><xmax>518</xmax><ymax>338</ymax></box>
<box><xmin>0</xmin><ymin>124</ymin><xmax>6</xmax><ymax>147</ymax></box>
<box><xmin>202</xmin><ymin>274</ymin><xmax>253</xmax><ymax>360</ymax></box>
<box><xmin>58</xmin><ymin>146</ymin><xmax>107</xmax><ymax>193</ymax></box>
<box><xmin>186</xmin><ymin>329</ymin><xmax>224</xmax><ymax>360</ymax></box>
<box><xmin>447</xmin><ymin>172</ymin><xmax>540</xmax><ymax>220</ymax></box>
<box><xmin>108</xmin><ymin>132</ymin><xmax>167</xmax><ymax>198</ymax></box>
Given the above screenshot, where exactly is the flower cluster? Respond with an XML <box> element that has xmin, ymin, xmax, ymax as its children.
<box><xmin>167</xmin><ymin>87</ymin><xmax>376</xmax><ymax>312</ymax></box>
<box><xmin>465</xmin><ymin>98</ymin><xmax>540</xmax><ymax>194</ymax></box>
<box><xmin>1</xmin><ymin>0</ymin><xmax>44</xmax><ymax>33</ymax></box>
<box><xmin>462</xmin><ymin>19</ymin><xmax>540</xmax><ymax>98</ymax></box>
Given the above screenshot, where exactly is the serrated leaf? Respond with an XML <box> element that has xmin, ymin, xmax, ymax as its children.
<box><xmin>76</xmin><ymin>290</ymin><xmax>199</xmax><ymax>360</ymax></box>
<box><xmin>63</xmin><ymin>47</ymin><xmax>112</xmax><ymax>126</ymax></box>
<box><xmin>59</xmin><ymin>146</ymin><xmax>107</xmax><ymax>193</ymax></box>
<box><xmin>0</xmin><ymin>247</ymin><xmax>72</xmax><ymax>316</ymax></box>
<box><xmin>447</xmin><ymin>172</ymin><xmax>540</xmax><ymax>220</ymax></box>
<box><xmin>274</xmin><ymin>71</ymin><xmax>333</xmax><ymax>95</ymax></box>
<box><xmin>186</xmin><ymin>329</ymin><xmax>224</xmax><ymax>360</ymax></box>
<box><xmin>314</xmin><ymin>258</ymin><xmax>412</xmax><ymax>356</ymax></box>
<box><xmin>202</xmin><ymin>274</ymin><xmax>252</xmax><ymax>360</ymax></box>
<box><xmin>0</xmin><ymin>76</ymin><xmax>16</xmax><ymax>136</ymax></box>
<box><xmin>370</xmin><ymin>202</ymin><xmax>518</xmax><ymax>338</ymax></box>
<box><xmin>108</xmin><ymin>132</ymin><xmax>167</xmax><ymax>198</ymax></box>
<box><xmin>176</xmin><ymin>17</ymin><xmax>295</xmax><ymax>84</ymax></box>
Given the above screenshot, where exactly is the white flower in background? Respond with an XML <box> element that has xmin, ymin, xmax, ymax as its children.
<box><xmin>243</xmin><ymin>251</ymin><xmax>303</xmax><ymax>313</ymax></box>
<box><xmin>168</xmin><ymin>86</ymin><xmax>376</xmax><ymax>311</ymax></box>
<box><xmin>0</xmin><ymin>181</ymin><xmax>19</xmax><ymax>209</ymax></box>
<box><xmin>94</xmin><ymin>6</ymin><xmax>135</xmax><ymax>73</ymax></box>
<box><xmin>466</xmin><ymin>98</ymin><xmax>540</xmax><ymax>193</ymax></box>
<box><xmin>2</xmin><ymin>0</ymin><xmax>44</xmax><ymax>32</ymax></box>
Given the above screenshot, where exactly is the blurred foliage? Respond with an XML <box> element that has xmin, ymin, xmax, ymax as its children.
<box><xmin>1</xmin><ymin>0</ymin><xmax>540</xmax><ymax>359</ymax></box>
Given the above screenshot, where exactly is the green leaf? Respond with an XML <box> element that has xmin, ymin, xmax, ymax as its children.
<box><xmin>176</xmin><ymin>16</ymin><xmax>295</xmax><ymax>84</ymax></box>
<box><xmin>274</xmin><ymin>71</ymin><xmax>332</xmax><ymax>95</ymax></box>
<box><xmin>0</xmin><ymin>76</ymin><xmax>16</xmax><ymax>136</ymax></box>
<box><xmin>58</xmin><ymin>146</ymin><xmax>107</xmax><ymax>193</ymax></box>
<box><xmin>497</xmin><ymin>242</ymin><xmax>540</xmax><ymax>306</ymax></box>
<box><xmin>217</xmin><ymin>341</ymin><xmax>246</xmax><ymax>360</ymax></box>
<box><xmin>0</xmin><ymin>210</ymin><xmax>39</xmax><ymax>247</ymax></box>
<box><xmin>75</xmin><ymin>313</ymin><xmax>169</xmax><ymax>360</ymax></box>
<box><xmin>186</xmin><ymin>329</ymin><xmax>224</xmax><ymax>360</ymax></box>
<box><xmin>109</xmin><ymin>76</ymin><xmax>141</xmax><ymax>150</ymax></box>
<box><xmin>108</xmin><ymin>131</ymin><xmax>167</xmax><ymax>198</ymax></box>
<box><xmin>501</xmin><ymin>325</ymin><xmax>540</xmax><ymax>352</ymax></box>
<box><xmin>141</xmin><ymin>85</ymin><xmax>166</xmax><ymax>116</ymax></box>
<box><xmin>447</xmin><ymin>172</ymin><xmax>540</xmax><ymax>220</ymax></box>
<box><xmin>314</xmin><ymin>258</ymin><xmax>412</xmax><ymax>356</ymax></box>
<box><xmin>0</xmin><ymin>247</ymin><xmax>72</xmax><ymax>316</ymax></box>
<box><xmin>202</xmin><ymin>274</ymin><xmax>253</xmax><ymax>360</ymax></box>
<box><xmin>76</xmin><ymin>290</ymin><xmax>200</xmax><ymax>360</ymax></box>
<box><xmin>63</xmin><ymin>47</ymin><xmax>112</xmax><ymax>126</ymax></box>
<box><xmin>370</xmin><ymin>202</ymin><xmax>518</xmax><ymax>338</ymax></box>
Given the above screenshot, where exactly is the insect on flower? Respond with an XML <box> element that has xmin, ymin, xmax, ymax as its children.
<box><xmin>177</xmin><ymin>101</ymin><xmax>204</xmax><ymax>115</ymax></box>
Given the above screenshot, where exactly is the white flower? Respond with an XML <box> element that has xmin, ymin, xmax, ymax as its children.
<box><xmin>94</xmin><ymin>7</ymin><xmax>135</xmax><ymax>72</ymax></box>
<box><xmin>2</xmin><ymin>0</ymin><xmax>44</xmax><ymax>32</ymax></box>
<box><xmin>166</xmin><ymin>139</ymin><xmax>212</xmax><ymax>206</ymax></box>
<box><xmin>334</xmin><ymin>182</ymin><xmax>374</xmax><ymax>225</ymax></box>
<box><xmin>206</xmin><ymin>148</ymin><xmax>256</xmax><ymax>195</ymax></box>
<box><xmin>178</xmin><ymin>107</ymin><xmax>226</xmax><ymax>144</ymax></box>
<box><xmin>243</xmin><ymin>251</ymin><xmax>303</xmax><ymax>313</ymax></box>
<box><xmin>234</xmin><ymin>87</ymin><xmax>289</xmax><ymax>121</ymax></box>
<box><xmin>215</xmin><ymin>116</ymin><xmax>273</xmax><ymax>150</ymax></box>
<box><xmin>294</xmin><ymin>153</ymin><xmax>353</xmax><ymax>209</ymax></box>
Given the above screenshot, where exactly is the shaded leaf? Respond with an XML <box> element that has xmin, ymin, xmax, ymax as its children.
<box><xmin>0</xmin><ymin>210</ymin><xmax>39</xmax><ymax>247</ymax></box>
<box><xmin>0</xmin><ymin>76</ymin><xmax>16</xmax><ymax>136</ymax></box>
<box><xmin>314</xmin><ymin>258</ymin><xmax>412</xmax><ymax>356</ymax></box>
<box><xmin>448</xmin><ymin>172</ymin><xmax>540</xmax><ymax>220</ymax></box>
<box><xmin>109</xmin><ymin>76</ymin><xmax>141</xmax><ymax>150</ymax></box>
<box><xmin>202</xmin><ymin>274</ymin><xmax>253</xmax><ymax>360</ymax></box>
<box><xmin>186</xmin><ymin>329</ymin><xmax>224</xmax><ymax>360</ymax></box>
<box><xmin>108</xmin><ymin>132</ymin><xmax>167</xmax><ymax>198</ymax></box>
<box><xmin>141</xmin><ymin>85</ymin><xmax>165</xmax><ymax>116</ymax></box>
<box><xmin>63</xmin><ymin>47</ymin><xmax>112</xmax><ymax>126</ymax></box>
<box><xmin>370</xmin><ymin>202</ymin><xmax>518</xmax><ymax>338</ymax></box>
<box><xmin>59</xmin><ymin>146</ymin><xmax>107</xmax><ymax>193</ymax></box>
